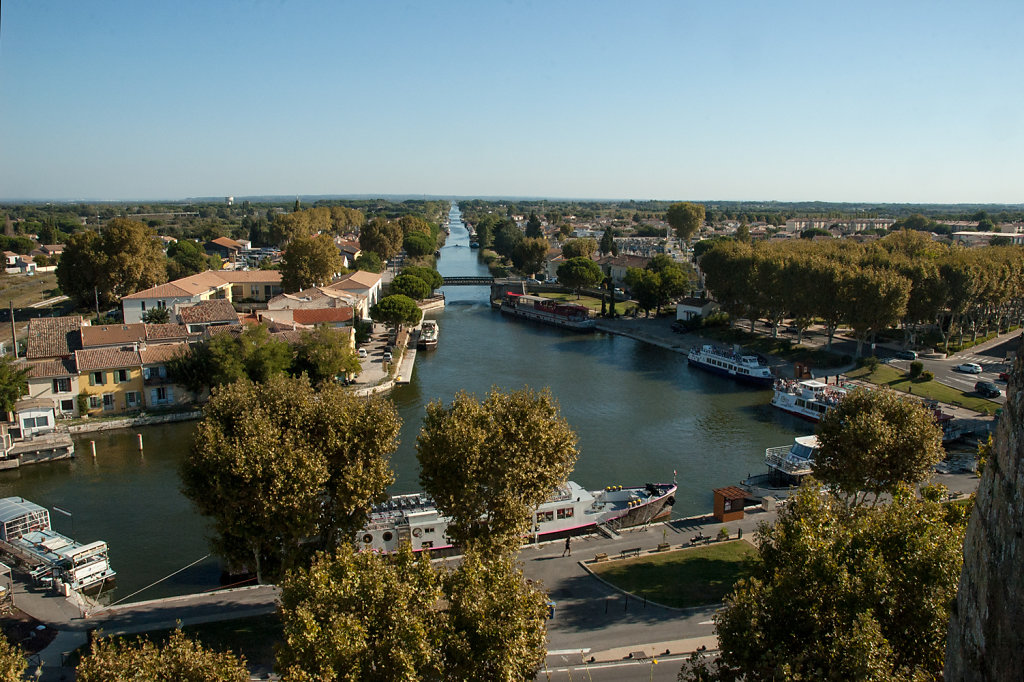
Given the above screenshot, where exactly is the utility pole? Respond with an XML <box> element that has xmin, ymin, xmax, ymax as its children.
<box><xmin>94</xmin><ymin>287</ymin><xmax>100</xmax><ymax>321</ymax></box>
<box><xmin>8</xmin><ymin>301</ymin><xmax>15</xmax><ymax>357</ymax></box>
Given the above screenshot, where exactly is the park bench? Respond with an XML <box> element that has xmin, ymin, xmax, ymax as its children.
<box><xmin>593</xmin><ymin>552</ymin><xmax>608</xmax><ymax>562</ymax></box>
<box><xmin>620</xmin><ymin>547</ymin><xmax>642</xmax><ymax>559</ymax></box>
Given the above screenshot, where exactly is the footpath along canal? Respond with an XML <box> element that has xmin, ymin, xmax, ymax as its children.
<box><xmin>0</xmin><ymin>202</ymin><xmax>807</xmax><ymax>603</ymax></box>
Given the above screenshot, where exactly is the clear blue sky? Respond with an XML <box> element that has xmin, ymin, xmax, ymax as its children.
<box><xmin>1</xmin><ymin>1</ymin><xmax>1021</xmax><ymax>203</ymax></box>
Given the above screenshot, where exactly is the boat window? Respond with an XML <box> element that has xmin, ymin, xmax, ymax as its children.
<box><xmin>556</xmin><ymin>507</ymin><xmax>575</xmax><ymax>519</ymax></box>
<box><xmin>383</xmin><ymin>532</ymin><xmax>393</xmax><ymax>542</ymax></box>
<box><xmin>363</xmin><ymin>534</ymin><xmax>373</xmax><ymax>544</ymax></box>
<box><xmin>537</xmin><ymin>511</ymin><xmax>554</xmax><ymax>523</ymax></box>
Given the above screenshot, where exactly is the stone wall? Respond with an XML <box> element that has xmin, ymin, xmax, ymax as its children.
<box><xmin>945</xmin><ymin>350</ymin><xmax>1024</xmax><ymax>679</ymax></box>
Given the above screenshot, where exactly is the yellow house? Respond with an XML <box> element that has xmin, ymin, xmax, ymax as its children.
<box><xmin>74</xmin><ymin>347</ymin><xmax>144</xmax><ymax>415</ymax></box>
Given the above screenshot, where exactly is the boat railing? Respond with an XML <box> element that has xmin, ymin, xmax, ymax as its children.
<box><xmin>765</xmin><ymin>446</ymin><xmax>813</xmax><ymax>475</ymax></box>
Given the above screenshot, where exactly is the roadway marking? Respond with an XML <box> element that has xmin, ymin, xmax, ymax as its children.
<box><xmin>698</xmin><ymin>620</ymin><xmax>715</xmax><ymax>625</ymax></box>
<box><xmin>548</xmin><ymin>648</ymin><xmax>592</xmax><ymax>656</ymax></box>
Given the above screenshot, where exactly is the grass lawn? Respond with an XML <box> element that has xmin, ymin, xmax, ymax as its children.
<box><xmin>590</xmin><ymin>540</ymin><xmax>758</xmax><ymax>609</ymax></box>
<box><xmin>845</xmin><ymin>365</ymin><xmax>1000</xmax><ymax>413</ymax></box>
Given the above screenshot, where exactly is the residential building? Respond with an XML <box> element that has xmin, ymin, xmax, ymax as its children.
<box><xmin>176</xmin><ymin>299</ymin><xmax>240</xmax><ymax>334</ymax></box>
<box><xmin>139</xmin><ymin>343</ymin><xmax>192</xmax><ymax>409</ymax></box>
<box><xmin>324</xmin><ymin>270</ymin><xmax>382</xmax><ymax>310</ymax></box>
<box><xmin>121</xmin><ymin>270</ymin><xmax>282</xmax><ymax>323</ymax></box>
<box><xmin>267</xmin><ymin>285</ymin><xmax>367</xmax><ymax>319</ymax></box>
<box><xmin>25</xmin><ymin>316</ymin><xmax>83</xmax><ymax>360</ymax></box>
<box><xmin>10</xmin><ymin>398</ymin><xmax>57</xmax><ymax>438</ymax></box>
<box><xmin>74</xmin><ymin>347</ymin><xmax>144</xmax><ymax>415</ymax></box>
<box><xmin>24</xmin><ymin>358</ymin><xmax>80</xmax><ymax>417</ymax></box>
<box><xmin>676</xmin><ymin>297</ymin><xmax>720</xmax><ymax>322</ymax></box>
<box><xmin>258</xmin><ymin>307</ymin><xmax>354</xmax><ymax>330</ymax></box>
<box><xmin>596</xmin><ymin>254</ymin><xmax>651</xmax><ymax>286</ymax></box>
<box><xmin>205</xmin><ymin>236</ymin><xmax>243</xmax><ymax>261</ymax></box>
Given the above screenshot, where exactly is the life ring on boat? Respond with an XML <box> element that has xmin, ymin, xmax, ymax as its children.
<box><xmin>363</xmin><ymin>534</ymin><xmax>373</xmax><ymax>544</ymax></box>
<box><xmin>413</xmin><ymin>528</ymin><xmax>422</xmax><ymax>538</ymax></box>
<box><xmin>666</xmin><ymin>496</ymin><xmax>676</xmax><ymax>506</ymax></box>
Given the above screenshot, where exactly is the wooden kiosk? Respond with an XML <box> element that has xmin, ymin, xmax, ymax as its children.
<box><xmin>713</xmin><ymin>486</ymin><xmax>748</xmax><ymax>523</ymax></box>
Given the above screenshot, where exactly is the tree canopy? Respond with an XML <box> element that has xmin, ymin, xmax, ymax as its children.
<box><xmin>556</xmin><ymin>257</ymin><xmax>603</xmax><ymax>298</ymax></box>
<box><xmin>0</xmin><ymin>355</ymin><xmax>29</xmax><ymax>413</ymax></box>
<box><xmin>815</xmin><ymin>387</ymin><xmax>944</xmax><ymax>504</ymax></box>
<box><xmin>403</xmin><ymin>231</ymin><xmax>436</xmax><ymax>258</ymax></box>
<box><xmin>359</xmin><ymin>218</ymin><xmax>404</xmax><ymax>261</ymax></box>
<box><xmin>665</xmin><ymin>202</ymin><xmax>705</xmax><ymax>242</ymax></box>
<box><xmin>370</xmin><ymin>294</ymin><xmax>422</xmax><ymax>328</ymax></box>
<box><xmin>354</xmin><ymin>251</ymin><xmax>383</xmax><ymax>273</ymax></box>
<box><xmin>400</xmin><ymin>265</ymin><xmax>443</xmax><ymax>291</ymax></box>
<box><xmin>561</xmin><ymin>238</ymin><xmax>597</xmax><ymax>260</ymax></box>
<box><xmin>389</xmin><ymin>274</ymin><xmax>432</xmax><ymax>301</ymax></box>
<box><xmin>292</xmin><ymin>325</ymin><xmax>361</xmax><ymax>385</ymax></box>
<box><xmin>76</xmin><ymin>629</ymin><xmax>248</xmax><ymax>682</ymax></box>
<box><xmin>511</xmin><ymin>237</ymin><xmax>548</xmax><ymax>275</ymax></box>
<box><xmin>416</xmin><ymin>387</ymin><xmax>578</xmax><ymax>554</ymax></box>
<box><xmin>181</xmin><ymin>375</ymin><xmax>400</xmax><ymax>582</ymax></box>
<box><xmin>525</xmin><ymin>212</ymin><xmax>543</xmax><ymax>238</ymax></box>
<box><xmin>689</xmin><ymin>482</ymin><xmax>968</xmax><ymax>681</ymax></box>
<box><xmin>280</xmin><ymin>233</ymin><xmax>344</xmax><ymax>292</ymax></box>
<box><xmin>167</xmin><ymin>239</ymin><xmax>219</xmax><ymax>280</ymax></box>
<box><xmin>57</xmin><ymin>219</ymin><xmax>167</xmax><ymax>308</ymax></box>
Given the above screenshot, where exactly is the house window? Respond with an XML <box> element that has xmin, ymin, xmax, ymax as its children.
<box><xmin>89</xmin><ymin>396</ymin><xmax>102</xmax><ymax>409</ymax></box>
<box><xmin>60</xmin><ymin>399</ymin><xmax>74</xmax><ymax>413</ymax></box>
<box><xmin>52</xmin><ymin>378</ymin><xmax>71</xmax><ymax>393</ymax></box>
<box><xmin>102</xmin><ymin>393</ymin><xmax>115</xmax><ymax>411</ymax></box>
<box><xmin>90</xmin><ymin>372</ymin><xmax>104</xmax><ymax>386</ymax></box>
<box><xmin>151</xmin><ymin>386</ymin><xmax>174</xmax><ymax>405</ymax></box>
<box><xmin>125</xmin><ymin>392</ymin><xmax>141</xmax><ymax>408</ymax></box>
<box><xmin>141</xmin><ymin>301</ymin><xmax>146</xmax><ymax>311</ymax></box>
<box><xmin>114</xmin><ymin>369</ymin><xmax>129</xmax><ymax>383</ymax></box>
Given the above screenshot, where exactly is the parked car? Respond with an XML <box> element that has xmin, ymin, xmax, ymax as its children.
<box><xmin>955</xmin><ymin>362</ymin><xmax>983</xmax><ymax>374</ymax></box>
<box><xmin>357</xmin><ymin>348</ymin><xmax>368</xmax><ymax>358</ymax></box>
<box><xmin>998</xmin><ymin>371</ymin><xmax>1010</xmax><ymax>381</ymax></box>
<box><xmin>894</xmin><ymin>349</ymin><xmax>918</xmax><ymax>360</ymax></box>
<box><xmin>975</xmin><ymin>381</ymin><xmax>1001</xmax><ymax>398</ymax></box>
<box><xmin>382</xmin><ymin>351</ymin><xmax>393</xmax><ymax>363</ymax></box>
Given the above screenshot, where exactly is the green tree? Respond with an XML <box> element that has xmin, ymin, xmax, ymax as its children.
<box><xmin>492</xmin><ymin>219</ymin><xmax>524</xmax><ymax>259</ymax></box>
<box><xmin>182</xmin><ymin>375</ymin><xmax>399</xmax><ymax>582</ymax></box>
<box><xmin>556</xmin><ymin>257</ymin><xmax>603</xmax><ymax>299</ymax></box>
<box><xmin>277</xmin><ymin>545</ymin><xmax>442</xmax><ymax>682</ymax></box>
<box><xmin>100</xmin><ymin>218</ymin><xmax>169</xmax><ymax>300</ymax></box>
<box><xmin>665</xmin><ymin>202</ymin><xmax>705</xmax><ymax>242</ymax></box>
<box><xmin>0</xmin><ymin>636</ymin><xmax>26</xmax><ymax>681</ymax></box>
<box><xmin>359</xmin><ymin>218</ymin><xmax>404</xmax><ymax>261</ymax></box>
<box><xmin>0</xmin><ymin>355</ymin><xmax>29</xmax><ymax>412</ymax></box>
<box><xmin>441</xmin><ymin>551</ymin><xmax>548</xmax><ymax>680</ymax></box>
<box><xmin>403</xmin><ymin>231</ymin><xmax>436</xmax><ymax>258</ymax></box>
<box><xmin>355</xmin><ymin>251</ymin><xmax>383</xmax><ymax>273</ymax></box>
<box><xmin>370</xmin><ymin>294</ymin><xmax>423</xmax><ymax>329</ymax></box>
<box><xmin>390</xmin><ymin>273</ymin><xmax>432</xmax><ymax>301</ymax></box>
<box><xmin>292</xmin><ymin>325</ymin><xmax>361</xmax><ymax>385</ymax></box>
<box><xmin>815</xmin><ymin>388</ymin><xmax>944</xmax><ymax>505</ymax></box>
<box><xmin>511</xmin><ymin>237</ymin><xmax>549</xmax><ymax>275</ymax></box>
<box><xmin>167</xmin><ymin>239</ymin><xmax>214</xmax><ymax>279</ymax></box>
<box><xmin>416</xmin><ymin>387</ymin><xmax>579</xmax><ymax>554</ymax></box>
<box><xmin>561</xmin><ymin>238</ymin><xmax>597</xmax><ymax>260</ymax></box>
<box><xmin>624</xmin><ymin>267</ymin><xmax>661</xmax><ymax>316</ymax></box>
<box><xmin>599</xmin><ymin>227</ymin><xmax>618</xmax><ymax>256</ymax></box>
<box><xmin>647</xmin><ymin>254</ymin><xmax>694</xmax><ymax>315</ymax></box>
<box><xmin>842</xmin><ymin>267</ymin><xmax>911</xmax><ymax>357</ymax></box>
<box><xmin>700</xmin><ymin>482</ymin><xmax>966</xmax><ymax>682</ymax></box>
<box><xmin>76</xmin><ymin>628</ymin><xmax>248</xmax><ymax>682</ymax></box>
<box><xmin>141</xmin><ymin>307</ymin><xmax>170</xmax><ymax>324</ymax></box>
<box><xmin>525</xmin><ymin>211</ymin><xmax>543</xmax><ymax>238</ymax></box>
<box><xmin>400</xmin><ymin>265</ymin><xmax>443</xmax><ymax>290</ymax></box>
<box><xmin>280</xmin><ymin>233</ymin><xmax>343</xmax><ymax>293</ymax></box>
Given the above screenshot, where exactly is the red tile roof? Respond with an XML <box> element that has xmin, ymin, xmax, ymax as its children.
<box><xmin>210</xmin><ymin>236</ymin><xmax>242</xmax><ymax>250</ymax></box>
<box><xmin>74</xmin><ymin>347</ymin><xmax>142</xmax><ymax>371</ymax></box>
<box><xmin>293</xmin><ymin>308</ymin><xmax>354</xmax><ymax>325</ymax></box>
<box><xmin>81</xmin><ymin>323</ymin><xmax>147</xmax><ymax>348</ymax></box>
<box><xmin>139</xmin><ymin>342</ymin><xmax>188</xmax><ymax>365</ymax></box>
<box><xmin>25</xmin><ymin>357</ymin><xmax>77</xmax><ymax>379</ymax></box>
<box><xmin>25</xmin><ymin>316</ymin><xmax>83</xmax><ymax>359</ymax></box>
<box><xmin>177</xmin><ymin>299</ymin><xmax>239</xmax><ymax>325</ymax></box>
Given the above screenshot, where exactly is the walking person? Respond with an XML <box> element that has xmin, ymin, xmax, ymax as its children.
<box><xmin>562</xmin><ymin>536</ymin><xmax>572</xmax><ymax>557</ymax></box>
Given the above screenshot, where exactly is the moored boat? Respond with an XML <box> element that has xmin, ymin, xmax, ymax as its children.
<box><xmin>500</xmin><ymin>293</ymin><xmax>595</xmax><ymax>331</ymax></box>
<box><xmin>358</xmin><ymin>480</ymin><xmax>677</xmax><ymax>554</ymax></box>
<box><xmin>418</xmin><ymin>320</ymin><xmax>439</xmax><ymax>349</ymax></box>
<box><xmin>687</xmin><ymin>344</ymin><xmax>773</xmax><ymax>386</ymax></box>
<box><xmin>764</xmin><ymin>435</ymin><xmax>819</xmax><ymax>484</ymax></box>
<box><xmin>770</xmin><ymin>379</ymin><xmax>846</xmax><ymax>421</ymax></box>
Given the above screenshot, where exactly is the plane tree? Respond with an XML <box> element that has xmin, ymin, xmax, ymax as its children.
<box><xmin>556</xmin><ymin>257</ymin><xmax>603</xmax><ymax>299</ymax></box>
<box><xmin>416</xmin><ymin>387</ymin><xmax>579</xmax><ymax>555</ymax></box>
<box><xmin>842</xmin><ymin>267</ymin><xmax>911</xmax><ymax>357</ymax></box>
<box><xmin>665</xmin><ymin>202</ymin><xmax>705</xmax><ymax>242</ymax></box>
<box><xmin>281</xmin><ymin>233</ymin><xmax>344</xmax><ymax>292</ymax></box>
<box><xmin>561</xmin><ymin>237</ymin><xmax>597</xmax><ymax>260</ymax></box>
<box><xmin>359</xmin><ymin>217</ymin><xmax>404</xmax><ymax>261</ymax></box>
<box><xmin>77</xmin><ymin>629</ymin><xmax>248</xmax><ymax>682</ymax></box>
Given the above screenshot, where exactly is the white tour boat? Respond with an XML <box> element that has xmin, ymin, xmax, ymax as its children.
<box><xmin>770</xmin><ymin>379</ymin><xmax>847</xmax><ymax>421</ymax></box>
<box><xmin>358</xmin><ymin>480</ymin><xmax>677</xmax><ymax>554</ymax></box>
<box><xmin>687</xmin><ymin>344</ymin><xmax>774</xmax><ymax>386</ymax></box>
<box><xmin>418</xmin><ymin>320</ymin><xmax>439</xmax><ymax>349</ymax></box>
<box><xmin>764</xmin><ymin>435</ymin><xmax>820</xmax><ymax>482</ymax></box>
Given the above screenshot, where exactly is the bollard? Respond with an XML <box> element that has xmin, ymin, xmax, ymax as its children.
<box><xmin>90</xmin><ymin>441</ymin><xmax>96</xmax><ymax>457</ymax></box>
<box><xmin>605</xmin><ymin>599</ymin><xmax>609</xmax><ymax>614</ymax></box>
<box><xmin>137</xmin><ymin>433</ymin><xmax>143</xmax><ymax>451</ymax></box>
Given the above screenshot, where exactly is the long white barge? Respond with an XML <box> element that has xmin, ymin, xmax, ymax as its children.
<box><xmin>359</xmin><ymin>480</ymin><xmax>677</xmax><ymax>554</ymax></box>
<box><xmin>0</xmin><ymin>497</ymin><xmax>115</xmax><ymax>592</ymax></box>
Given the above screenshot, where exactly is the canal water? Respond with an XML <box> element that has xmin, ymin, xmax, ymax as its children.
<box><xmin>0</xmin><ymin>203</ymin><xmax>803</xmax><ymax>602</ymax></box>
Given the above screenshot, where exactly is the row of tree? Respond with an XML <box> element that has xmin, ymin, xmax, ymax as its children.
<box><xmin>699</xmin><ymin>230</ymin><xmax>1024</xmax><ymax>355</ymax></box>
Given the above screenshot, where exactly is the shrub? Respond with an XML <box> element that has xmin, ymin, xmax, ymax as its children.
<box><xmin>718</xmin><ymin>526</ymin><xmax>730</xmax><ymax>541</ymax></box>
<box><xmin>861</xmin><ymin>356</ymin><xmax>880</xmax><ymax>372</ymax></box>
<box><xmin>920</xmin><ymin>370</ymin><xmax>934</xmax><ymax>382</ymax></box>
<box><xmin>909</xmin><ymin>360</ymin><xmax>924</xmax><ymax>379</ymax></box>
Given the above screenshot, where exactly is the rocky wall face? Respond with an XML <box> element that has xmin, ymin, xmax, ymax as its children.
<box><xmin>945</xmin><ymin>349</ymin><xmax>1024</xmax><ymax>680</ymax></box>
